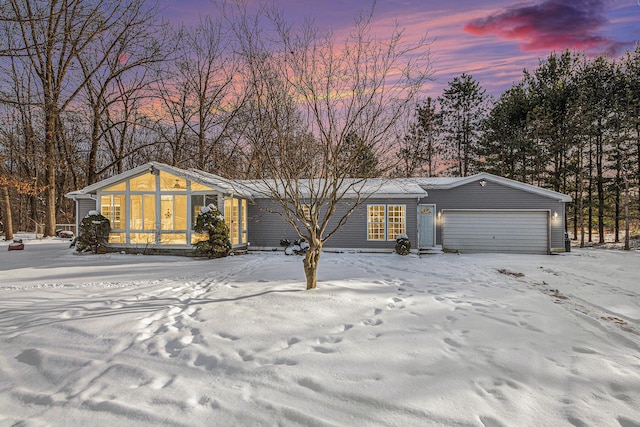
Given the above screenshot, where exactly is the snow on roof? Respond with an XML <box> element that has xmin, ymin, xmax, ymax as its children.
<box><xmin>64</xmin><ymin>164</ymin><xmax>569</xmax><ymax>203</ymax></box>
<box><xmin>241</xmin><ymin>178</ymin><xmax>428</xmax><ymax>199</ymax></box>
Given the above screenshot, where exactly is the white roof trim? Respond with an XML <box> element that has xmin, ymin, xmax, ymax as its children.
<box><xmin>64</xmin><ymin>162</ymin><xmax>251</xmax><ymax>199</ymax></box>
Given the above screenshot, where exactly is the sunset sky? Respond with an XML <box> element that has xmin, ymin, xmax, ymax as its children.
<box><xmin>161</xmin><ymin>0</ymin><xmax>640</xmax><ymax>97</ymax></box>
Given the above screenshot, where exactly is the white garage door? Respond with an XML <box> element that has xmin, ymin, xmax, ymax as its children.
<box><xmin>442</xmin><ymin>210</ymin><xmax>550</xmax><ymax>255</ymax></box>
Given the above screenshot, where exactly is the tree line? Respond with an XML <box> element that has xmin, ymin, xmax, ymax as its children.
<box><xmin>397</xmin><ymin>49</ymin><xmax>640</xmax><ymax>248</ymax></box>
<box><xmin>1</xmin><ymin>0</ymin><xmax>638</xmax><ymax>251</ymax></box>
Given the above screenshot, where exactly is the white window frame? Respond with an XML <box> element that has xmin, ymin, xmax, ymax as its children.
<box><xmin>366</xmin><ymin>204</ymin><xmax>406</xmax><ymax>241</ymax></box>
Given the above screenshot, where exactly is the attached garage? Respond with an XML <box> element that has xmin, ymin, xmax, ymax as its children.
<box><xmin>442</xmin><ymin>209</ymin><xmax>550</xmax><ymax>255</ymax></box>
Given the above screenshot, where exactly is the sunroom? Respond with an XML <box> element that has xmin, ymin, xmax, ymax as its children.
<box><xmin>66</xmin><ymin>162</ymin><xmax>251</xmax><ymax>250</ymax></box>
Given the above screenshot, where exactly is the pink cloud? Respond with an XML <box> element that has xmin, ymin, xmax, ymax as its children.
<box><xmin>464</xmin><ymin>0</ymin><xmax>628</xmax><ymax>55</ymax></box>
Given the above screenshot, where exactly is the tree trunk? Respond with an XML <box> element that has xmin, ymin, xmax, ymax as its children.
<box><xmin>614</xmin><ymin>168</ymin><xmax>620</xmax><ymax>243</ymax></box>
<box><xmin>623</xmin><ymin>169</ymin><xmax>630</xmax><ymax>251</ymax></box>
<box><xmin>1</xmin><ymin>186</ymin><xmax>14</xmax><ymax>241</ymax></box>
<box><xmin>303</xmin><ymin>242</ymin><xmax>322</xmax><ymax>290</ymax></box>
<box><xmin>596</xmin><ymin>133</ymin><xmax>604</xmax><ymax>243</ymax></box>
<box><xmin>588</xmin><ymin>139</ymin><xmax>593</xmax><ymax>242</ymax></box>
<box><xmin>87</xmin><ymin>104</ymin><xmax>101</xmax><ymax>185</ymax></box>
<box><xmin>44</xmin><ymin>109</ymin><xmax>57</xmax><ymax>237</ymax></box>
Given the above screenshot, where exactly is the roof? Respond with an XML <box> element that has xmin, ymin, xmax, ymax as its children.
<box><xmin>64</xmin><ymin>162</ymin><xmax>252</xmax><ymax>199</ymax></box>
<box><xmin>65</xmin><ymin>165</ymin><xmax>569</xmax><ymax>203</ymax></box>
<box><xmin>412</xmin><ymin>172</ymin><xmax>572</xmax><ymax>202</ymax></box>
<box><xmin>241</xmin><ymin>178</ymin><xmax>428</xmax><ymax>199</ymax></box>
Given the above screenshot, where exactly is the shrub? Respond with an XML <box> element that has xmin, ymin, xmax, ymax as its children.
<box><xmin>193</xmin><ymin>204</ymin><xmax>232</xmax><ymax>258</ymax></box>
<box><xmin>395</xmin><ymin>234</ymin><xmax>411</xmax><ymax>255</ymax></box>
<box><xmin>281</xmin><ymin>238</ymin><xmax>309</xmax><ymax>255</ymax></box>
<box><xmin>76</xmin><ymin>211</ymin><xmax>111</xmax><ymax>253</ymax></box>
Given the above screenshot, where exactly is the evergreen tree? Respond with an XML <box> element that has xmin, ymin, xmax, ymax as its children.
<box><xmin>338</xmin><ymin>132</ymin><xmax>379</xmax><ymax>178</ymax></box>
<box><xmin>438</xmin><ymin>73</ymin><xmax>487</xmax><ymax>177</ymax></box>
<box><xmin>193</xmin><ymin>204</ymin><xmax>232</xmax><ymax>258</ymax></box>
<box><xmin>397</xmin><ymin>98</ymin><xmax>441</xmax><ymax>177</ymax></box>
<box><xmin>523</xmin><ymin>51</ymin><xmax>580</xmax><ymax>194</ymax></box>
<box><xmin>620</xmin><ymin>46</ymin><xmax>640</xmax><ymax>219</ymax></box>
<box><xmin>76</xmin><ymin>212</ymin><xmax>111</xmax><ymax>254</ymax></box>
<box><xmin>479</xmin><ymin>84</ymin><xmax>533</xmax><ymax>181</ymax></box>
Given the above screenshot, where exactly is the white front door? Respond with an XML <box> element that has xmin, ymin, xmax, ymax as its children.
<box><xmin>418</xmin><ymin>204</ymin><xmax>435</xmax><ymax>248</ymax></box>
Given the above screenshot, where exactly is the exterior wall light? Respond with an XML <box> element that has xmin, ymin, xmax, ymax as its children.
<box><xmin>553</xmin><ymin>211</ymin><xmax>558</xmax><ymax>219</ymax></box>
<box><xmin>479</xmin><ymin>180</ymin><xmax>487</xmax><ymax>187</ymax></box>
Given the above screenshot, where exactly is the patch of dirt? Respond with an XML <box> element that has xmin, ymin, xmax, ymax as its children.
<box><xmin>497</xmin><ymin>268</ymin><xmax>524</xmax><ymax>278</ymax></box>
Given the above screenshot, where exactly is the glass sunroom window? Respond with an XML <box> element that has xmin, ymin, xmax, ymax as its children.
<box><xmin>191</xmin><ymin>194</ymin><xmax>218</xmax><ymax>225</ymax></box>
<box><xmin>160</xmin><ymin>171</ymin><xmax>186</xmax><ymax>191</ymax></box>
<box><xmin>225</xmin><ymin>198</ymin><xmax>240</xmax><ymax>245</ymax></box>
<box><xmin>191</xmin><ymin>182</ymin><xmax>213</xmax><ymax>191</ymax></box>
<box><xmin>161</xmin><ymin>195</ymin><xmax>187</xmax><ymax>231</ymax></box>
<box><xmin>130</xmin><ymin>174</ymin><xmax>156</xmax><ymax>191</ymax></box>
<box><xmin>101</xmin><ymin>194</ymin><xmax>125</xmax><ymax>230</ymax></box>
<box><xmin>130</xmin><ymin>194</ymin><xmax>156</xmax><ymax>230</ymax></box>
<box><xmin>104</xmin><ymin>182</ymin><xmax>126</xmax><ymax>191</ymax></box>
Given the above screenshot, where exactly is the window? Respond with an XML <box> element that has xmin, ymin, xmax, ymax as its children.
<box><xmin>301</xmin><ymin>205</ymin><xmax>312</xmax><ymax>221</ymax></box>
<box><xmin>367</xmin><ymin>204</ymin><xmax>405</xmax><ymax>241</ymax></box>
<box><xmin>159</xmin><ymin>171</ymin><xmax>186</xmax><ymax>191</ymax></box>
<box><xmin>241</xmin><ymin>200</ymin><xmax>247</xmax><ymax>242</ymax></box>
<box><xmin>367</xmin><ymin>205</ymin><xmax>386</xmax><ymax>241</ymax></box>
<box><xmin>101</xmin><ymin>194</ymin><xmax>125</xmax><ymax>230</ymax></box>
<box><xmin>130</xmin><ymin>194</ymin><xmax>156</xmax><ymax>230</ymax></box>
<box><xmin>225</xmin><ymin>198</ymin><xmax>239</xmax><ymax>245</ymax></box>
<box><xmin>387</xmin><ymin>205</ymin><xmax>406</xmax><ymax>240</ymax></box>
<box><xmin>224</xmin><ymin>197</ymin><xmax>248</xmax><ymax>246</ymax></box>
<box><xmin>160</xmin><ymin>195</ymin><xmax>187</xmax><ymax>231</ymax></box>
<box><xmin>191</xmin><ymin>194</ymin><xmax>218</xmax><ymax>225</ymax></box>
<box><xmin>130</xmin><ymin>174</ymin><xmax>156</xmax><ymax>191</ymax></box>
<box><xmin>191</xmin><ymin>182</ymin><xmax>214</xmax><ymax>191</ymax></box>
<box><xmin>104</xmin><ymin>182</ymin><xmax>126</xmax><ymax>191</ymax></box>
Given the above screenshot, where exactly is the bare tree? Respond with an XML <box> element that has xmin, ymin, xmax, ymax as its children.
<box><xmin>155</xmin><ymin>17</ymin><xmax>242</xmax><ymax>173</ymax></box>
<box><xmin>0</xmin><ymin>0</ymin><xmax>162</xmax><ymax>236</ymax></box>
<box><xmin>229</xmin><ymin>3</ymin><xmax>432</xmax><ymax>289</ymax></box>
<box><xmin>79</xmin><ymin>1</ymin><xmax>167</xmax><ymax>184</ymax></box>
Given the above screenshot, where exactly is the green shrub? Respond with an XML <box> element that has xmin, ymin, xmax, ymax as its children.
<box><xmin>395</xmin><ymin>234</ymin><xmax>411</xmax><ymax>255</ymax></box>
<box><xmin>76</xmin><ymin>211</ymin><xmax>111</xmax><ymax>253</ymax></box>
<box><xmin>193</xmin><ymin>204</ymin><xmax>232</xmax><ymax>258</ymax></box>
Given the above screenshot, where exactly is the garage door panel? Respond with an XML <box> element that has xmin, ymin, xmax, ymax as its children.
<box><xmin>442</xmin><ymin>210</ymin><xmax>549</xmax><ymax>255</ymax></box>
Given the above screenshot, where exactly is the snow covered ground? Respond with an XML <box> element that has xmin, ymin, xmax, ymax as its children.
<box><xmin>0</xmin><ymin>239</ymin><xmax>638</xmax><ymax>427</ymax></box>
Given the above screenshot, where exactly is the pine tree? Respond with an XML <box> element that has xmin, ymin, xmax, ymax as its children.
<box><xmin>438</xmin><ymin>74</ymin><xmax>487</xmax><ymax>177</ymax></box>
<box><xmin>397</xmin><ymin>98</ymin><xmax>441</xmax><ymax>177</ymax></box>
<box><xmin>193</xmin><ymin>204</ymin><xmax>232</xmax><ymax>258</ymax></box>
<box><xmin>76</xmin><ymin>212</ymin><xmax>111</xmax><ymax>254</ymax></box>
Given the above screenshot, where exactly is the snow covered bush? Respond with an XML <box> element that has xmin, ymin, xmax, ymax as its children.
<box><xmin>280</xmin><ymin>238</ymin><xmax>309</xmax><ymax>255</ymax></box>
<box><xmin>395</xmin><ymin>234</ymin><xmax>411</xmax><ymax>255</ymax></box>
<box><xmin>76</xmin><ymin>211</ymin><xmax>111</xmax><ymax>254</ymax></box>
<box><xmin>193</xmin><ymin>204</ymin><xmax>231</xmax><ymax>258</ymax></box>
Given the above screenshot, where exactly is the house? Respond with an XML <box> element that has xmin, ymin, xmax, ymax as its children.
<box><xmin>65</xmin><ymin>162</ymin><xmax>571</xmax><ymax>255</ymax></box>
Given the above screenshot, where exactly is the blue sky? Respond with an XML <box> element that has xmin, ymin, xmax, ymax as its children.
<box><xmin>160</xmin><ymin>0</ymin><xmax>640</xmax><ymax>97</ymax></box>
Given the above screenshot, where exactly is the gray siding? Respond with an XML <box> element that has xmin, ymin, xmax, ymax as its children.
<box><xmin>420</xmin><ymin>180</ymin><xmax>566</xmax><ymax>250</ymax></box>
<box><xmin>248</xmin><ymin>198</ymin><xmax>419</xmax><ymax>251</ymax></box>
<box><xmin>77</xmin><ymin>198</ymin><xmax>97</xmax><ymax>235</ymax></box>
